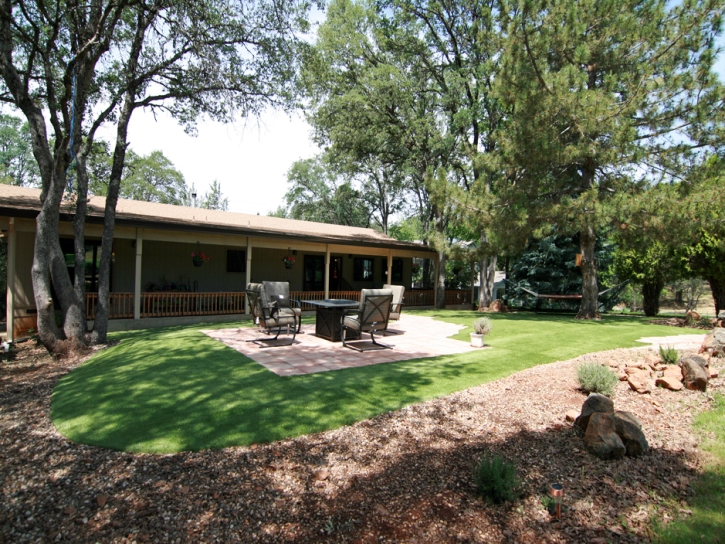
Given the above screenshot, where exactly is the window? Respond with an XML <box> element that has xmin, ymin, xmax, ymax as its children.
<box><xmin>354</xmin><ymin>257</ymin><xmax>374</xmax><ymax>281</ymax></box>
<box><xmin>304</xmin><ymin>255</ymin><xmax>324</xmax><ymax>290</ymax></box>
<box><xmin>226</xmin><ymin>250</ymin><xmax>246</xmax><ymax>273</ymax></box>
<box><xmin>383</xmin><ymin>258</ymin><xmax>404</xmax><ymax>283</ymax></box>
<box><xmin>60</xmin><ymin>238</ymin><xmax>108</xmax><ymax>293</ymax></box>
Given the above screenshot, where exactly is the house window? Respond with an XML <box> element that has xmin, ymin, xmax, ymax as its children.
<box><xmin>60</xmin><ymin>238</ymin><xmax>108</xmax><ymax>293</ymax></box>
<box><xmin>226</xmin><ymin>250</ymin><xmax>246</xmax><ymax>273</ymax></box>
<box><xmin>354</xmin><ymin>257</ymin><xmax>374</xmax><ymax>281</ymax></box>
<box><xmin>383</xmin><ymin>258</ymin><xmax>403</xmax><ymax>283</ymax></box>
<box><xmin>304</xmin><ymin>255</ymin><xmax>324</xmax><ymax>290</ymax></box>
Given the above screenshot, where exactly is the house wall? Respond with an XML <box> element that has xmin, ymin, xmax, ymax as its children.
<box><xmin>12</xmin><ymin>230</ymin><xmax>38</xmax><ymax>335</ymax></box>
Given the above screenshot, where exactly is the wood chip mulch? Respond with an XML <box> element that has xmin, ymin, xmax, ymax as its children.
<box><xmin>1</xmin><ymin>338</ymin><xmax>722</xmax><ymax>543</ymax></box>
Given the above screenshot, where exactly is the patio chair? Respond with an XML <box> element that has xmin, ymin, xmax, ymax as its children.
<box><xmin>245</xmin><ymin>283</ymin><xmax>299</xmax><ymax>347</ymax></box>
<box><xmin>341</xmin><ymin>289</ymin><xmax>393</xmax><ymax>351</ymax></box>
<box><xmin>382</xmin><ymin>284</ymin><xmax>405</xmax><ymax>335</ymax></box>
<box><xmin>263</xmin><ymin>281</ymin><xmax>302</xmax><ymax>333</ymax></box>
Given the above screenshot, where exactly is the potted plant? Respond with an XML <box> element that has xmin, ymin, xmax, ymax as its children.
<box><xmin>470</xmin><ymin>317</ymin><xmax>493</xmax><ymax>348</ymax></box>
<box><xmin>191</xmin><ymin>251</ymin><xmax>210</xmax><ymax>267</ymax></box>
<box><xmin>282</xmin><ymin>255</ymin><xmax>295</xmax><ymax>269</ymax></box>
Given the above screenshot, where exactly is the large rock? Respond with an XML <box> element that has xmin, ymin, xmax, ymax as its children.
<box><xmin>627</xmin><ymin>370</ymin><xmax>652</xmax><ymax>394</ymax></box>
<box><xmin>656</xmin><ymin>376</ymin><xmax>684</xmax><ymax>391</ymax></box>
<box><xmin>700</xmin><ymin>329</ymin><xmax>725</xmax><ymax>357</ymax></box>
<box><xmin>575</xmin><ymin>393</ymin><xmax>614</xmax><ymax>432</ymax></box>
<box><xmin>613</xmin><ymin>411</ymin><xmax>649</xmax><ymax>457</ymax></box>
<box><xmin>584</xmin><ymin>413</ymin><xmax>626</xmax><ymax>460</ymax></box>
<box><xmin>680</xmin><ymin>356</ymin><xmax>709</xmax><ymax>391</ymax></box>
<box><xmin>662</xmin><ymin>365</ymin><xmax>683</xmax><ymax>381</ymax></box>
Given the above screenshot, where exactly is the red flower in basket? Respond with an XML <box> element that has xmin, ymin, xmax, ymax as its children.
<box><xmin>191</xmin><ymin>251</ymin><xmax>211</xmax><ymax>266</ymax></box>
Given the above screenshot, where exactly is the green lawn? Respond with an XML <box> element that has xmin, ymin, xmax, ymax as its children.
<box><xmin>51</xmin><ymin>310</ymin><xmax>701</xmax><ymax>453</ymax></box>
<box><xmin>654</xmin><ymin>394</ymin><xmax>725</xmax><ymax>543</ymax></box>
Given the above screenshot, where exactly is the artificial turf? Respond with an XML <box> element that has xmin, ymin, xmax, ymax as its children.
<box><xmin>51</xmin><ymin>310</ymin><xmax>702</xmax><ymax>453</ymax></box>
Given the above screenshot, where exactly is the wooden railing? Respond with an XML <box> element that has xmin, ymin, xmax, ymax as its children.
<box><xmin>140</xmin><ymin>292</ymin><xmax>245</xmax><ymax>318</ymax></box>
<box><xmin>86</xmin><ymin>288</ymin><xmax>472</xmax><ymax>320</ymax></box>
<box><xmin>86</xmin><ymin>293</ymin><xmax>134</xmax><ymax>320</ymax></box>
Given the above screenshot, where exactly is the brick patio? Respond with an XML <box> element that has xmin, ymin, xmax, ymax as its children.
<box><xmin>202</xmin><ymin>314</ymin><xmax>479</xmax><ymax>376</ymax></box>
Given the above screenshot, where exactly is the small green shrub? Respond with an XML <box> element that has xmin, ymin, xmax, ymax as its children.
<box><xmin>473</xmin><ymin>453</ymin><xmax>520</xmax><ymax>504</ymax></box>
<box><xmin>659</xmin><ymin>345</ymin><xmax>679</xmax><ymax>365</ymax></box>
<box><xmin>576</xmin><ymin>362</ymin><xmax>619</xmax><ymax>396</ymax></box>
<box><xmin>473</xmin><ymin>317</ymin><xmax>493</xmax><ymax>335</ymax></box>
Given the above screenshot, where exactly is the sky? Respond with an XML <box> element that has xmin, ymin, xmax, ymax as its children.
<box><xmin>99</xmin><ymin>109</ymin><xmax>319</xmax><ymax>216</ymax></box>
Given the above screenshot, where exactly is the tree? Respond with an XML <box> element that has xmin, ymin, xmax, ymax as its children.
<box><xmin>89</xmin><ymin>147</ymin><xmax>188</xmax><ymax>205</ymax></box>
<box><xmin>0</xmin><ymin>0</ymin><xmax>310</xmax><ymax>351</ymax></box>
<box><xmin>0</xmin><ymin>114</ymin><xmax>39</xmax><ymax>186</ymax></box>
<box><xmin>200</xmin><ymin>180</ymin><xmax>229</xmax><ymax>211</ymax></box>
<box><xmin>281</xmin><ymin>155</ymin><xmax>372</xmax><ymax>227</ymax></box>
<box><xmin>484</xmin><ymin>0</ymin><xmax>725</xmax><ymax>319</ymax></box>
<box><xmin>614</xmin><ymin>241</ymin><xmax>677</xmax><ymax>317</ymax></box>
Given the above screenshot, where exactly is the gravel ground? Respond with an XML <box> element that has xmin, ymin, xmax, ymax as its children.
<box><xmin>1</xmin><ymin>338</ymin><xmax>722</xmax><ymax>543</ymax></box>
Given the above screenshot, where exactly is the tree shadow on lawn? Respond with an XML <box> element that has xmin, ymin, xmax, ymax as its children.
<box><xmin>51</xmin><ymin>326</ymin><xmax>500</xmax><ymax>453</ymax></box>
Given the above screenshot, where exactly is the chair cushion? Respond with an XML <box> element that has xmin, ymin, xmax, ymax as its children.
<box><xmin>343</xmin><ymin>315</ymin><xmax>360</xmax><ymax>330</ymax></box>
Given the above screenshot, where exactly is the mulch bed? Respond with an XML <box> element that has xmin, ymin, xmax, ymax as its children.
<box><xmin>1</xmin><ymin>338</ymin><xmax>722</xmax><ymax>543</ymax></box>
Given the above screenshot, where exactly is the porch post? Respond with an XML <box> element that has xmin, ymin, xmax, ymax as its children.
<box><xmin>433</xmin><ymin>257</ymin><xmax>439</xmax><ymax>306</ymax></box>
<box><xmin>6</xmin><ymin>218</ymin><xmax>16</xmax><ymax>342</ymax></box>
<box><xmin>387</xmin><ymin>249</ymin><xmax>392</xmax><ymax>284</ymax></box>
<box><xmin>324</xmin><ymin>244</ymin><xmax>330</xmax><ymax>299</ymax></box>
<box><xmin>133</xmin><ymin>230</ymin><xmax>143</xmax><ymax>320</ymax></box>
<box><xmin>245</xmin><ymin>241</ymin><xmax>252</xmax><ymax>314</ymax></box>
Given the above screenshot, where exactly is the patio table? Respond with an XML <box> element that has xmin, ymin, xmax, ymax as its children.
<box><xmin>300</xmin><ymin>299</ymin><xmax>361</xmax><ymax>342</ymax></box>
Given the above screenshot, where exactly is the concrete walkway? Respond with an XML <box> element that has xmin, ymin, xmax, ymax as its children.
<box><xmin>202</xmin><ymin>314</ymin><xmax>478</xmax><ymax>376</ymax></box>
<box><xmin>635</xmin><ymin>334</ymin><xmax>707</xmax><ymax>350</ymax></box>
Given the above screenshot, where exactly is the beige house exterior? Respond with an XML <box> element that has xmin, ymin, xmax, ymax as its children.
<box><xmin>0</xmin><ymin>185</ymin><xmax>439</xmax><ymax>340</ymax></box>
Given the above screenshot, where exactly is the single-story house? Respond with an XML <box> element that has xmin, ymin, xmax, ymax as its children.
<box><xmin>0</xmin><ymin>185</ymin><xmax>470</xmax><ymax>340</ymax></box>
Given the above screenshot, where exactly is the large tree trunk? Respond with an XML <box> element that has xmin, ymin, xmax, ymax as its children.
<box><xmin>435</xmin><ymin>250</ymin><xmax>446</xmax><ymax>309</ymax></box>
<box><xmin>478</xmin><ymin>255</ymin><xmax>498</xmax><ymax>309</ymax></box>
<box><xmin>708</xmin><ymin>276</ymin><xmax>724</xmax><ymax>317</ymax></box>
<box><xmin>641</xmin><ymin>279</ymin><xmax>664</xmax><ymax>317</ymax></box>
<box><xmin>576</xmin><ymin>225</ymin><xmax>600</xmax><ymax>319</ymax></box>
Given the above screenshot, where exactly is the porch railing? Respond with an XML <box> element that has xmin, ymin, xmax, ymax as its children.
<box><xmin>86</xmin><ymin>288</ymin><xmax>472</xmax><ymax>320</ymax></box>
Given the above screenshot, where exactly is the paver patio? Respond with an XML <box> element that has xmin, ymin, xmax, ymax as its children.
<box><xmin>202</xmin><ymin>314</ymin><xmax>478</xmax><ymax>376</ymax></box>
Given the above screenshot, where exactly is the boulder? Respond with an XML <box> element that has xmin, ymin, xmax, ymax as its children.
<box><xmin>613</xmin><ymin>411</ymin><xmax>649</xmax><ymax>457</ymax></box>
<box><xmin>584</xmin><ymin>413</ymin><xmax>626</xmax><ymax>460</ymax></box>
<box><xmin>627</xmin><ymin>371</ymin><xmax>652</xmax><ymax>394</ymax></box>
<box><xmin>680</xmin><ymin>356</ymin><xmax>709</xmax><ymax>391</ymax></box>
<box><xmin>656</xmin><ymin>376</ymin><xmax>684</xmax><ymax>391</ymax></box>
<box><xmin>575</xmin><ymin>393</ymin><xmax>614</xmax><ymax>432</ymax></box>
<box><xmin>699</xmin><ymin>329</ymin><xmax>725</xmax><ymax>357</ymax></box>
<box><xmin>662</xmin><ymin>365</ymin><xmax>683</xmax><ymax>381</ymax></box>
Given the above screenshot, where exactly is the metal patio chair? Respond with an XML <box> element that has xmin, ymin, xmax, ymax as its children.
<box><xmin>246</xmin><ymin>282</ymin><xmax>299</xmax><ymax>347</ymax></box>
<box><xmin>341</xmin><ymin>289</ymin><xmax>393</xmax><ymax>351</ymax></box>
<box><xmin>382</xmin><ymin>284</ymin><xmax>405</xmax><ymax>334</ymax></box>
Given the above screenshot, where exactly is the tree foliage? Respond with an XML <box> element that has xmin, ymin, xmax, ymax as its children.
<box><xmin>0</xmin><ymin>114</ymin><xmax>39</xmax><ymax>186</ymax></box>
<box><xmin>0</xmin><ymin>0</ymin><xmax>311</xmax><ymax>351</ymax></box>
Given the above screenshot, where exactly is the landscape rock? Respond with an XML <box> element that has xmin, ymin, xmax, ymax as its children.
<box><xmin>489</xmin><ymin>300</ymin><xmax>508</xmax><ymax>313</ymax></box>
<box><xmin>699</xmin><ymin>329</ymin><xmax>725</xmax><ymax>357</ymax></box>
<box><xmin>708</xmin><ymin>367</ymin><xmax>719</xmax><ymax>379</ymax></box>
<box><xmin>662</xmin><ymin>365</ymin><xmax>683</xmax><ymax>381</ymax></box>
<box><xmin>680</xmin><ymin>356</ymin><xmax>709</xmax><ymax>391</ymax></box>
<box><xmin>656</xmin><ymin>377</ymin><xmax>684</xmax><ymax>391</ymax></box>
<box><xmin>584</xmin><ymin>413</ymin><xmax>626</xmax><ymax>460</ymax></box>
<box><xmin>627</xmin><ymin>372</ymin><xmax>652</xmax><ymax>394</ymax></box>
<box><xmin>565</xmin><ymin>410</ymin><xmax>579</xmax><ymax>422</ymax></box>
<box><xmin>613</xmin><ymin>411</ymin><xmax>649</xmax><ymax>457</ymax></box>
<box><xmin>574</xmin><ymin>393</ymin><xmax>614</xmax><ymax>432</ymax></box>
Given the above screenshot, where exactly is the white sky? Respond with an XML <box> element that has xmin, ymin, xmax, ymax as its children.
<box><xmin>116</xmin><ymin>109</ymin><xmax>319</xmax><ymax>216</ymax></box>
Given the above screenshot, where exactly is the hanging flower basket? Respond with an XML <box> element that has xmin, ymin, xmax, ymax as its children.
<box><xmin>191</xmin><ymin>251</ymin><xmax>210</xmax><ymax>267</ymax></box>
<box><xmin>282</xmin><ymin>255</ymin><xmax>295</xmax><ymax>269</ymax></box>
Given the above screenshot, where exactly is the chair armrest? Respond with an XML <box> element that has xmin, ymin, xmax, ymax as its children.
<box><xmin>288</xmin><ymin>299</ymin><xmax>301</xmax><ymax>309</ymax></box>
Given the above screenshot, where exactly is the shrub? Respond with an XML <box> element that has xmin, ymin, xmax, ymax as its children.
<box><xmin>576</xmin><ymin>362</ymin><xmax>619</xmax><ymax>396</ymax></box>
<box><xmin>659</xmin><ymin>345</ymin><xmax>679</xmax><ymax>365</ymax></box>
<box><xmin>473</xmin><ymin>453</ymin><xmax>520</xmax><ymax>504</ymax></box>
<box><xmin>473</xmin><ymin>317</ymin><xmax>493</xmax><ymax>335</ymax></box>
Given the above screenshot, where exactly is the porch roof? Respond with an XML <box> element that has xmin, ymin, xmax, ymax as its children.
<box><xmin>0</xmin><ymin>185</ymin><xmax>434</xmax><ymax>253</ymax></box>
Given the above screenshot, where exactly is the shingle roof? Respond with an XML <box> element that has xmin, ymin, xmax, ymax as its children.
<box><xmin>0</xmin><ymin>185</ymin><xmax>432</xmax><ymax>252</ymax></box>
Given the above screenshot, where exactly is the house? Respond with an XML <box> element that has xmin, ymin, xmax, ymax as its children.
<box><xmin>0</xmin><ymin>185</ymin><xmax>443</xmax><ymax>340</ymax></box>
